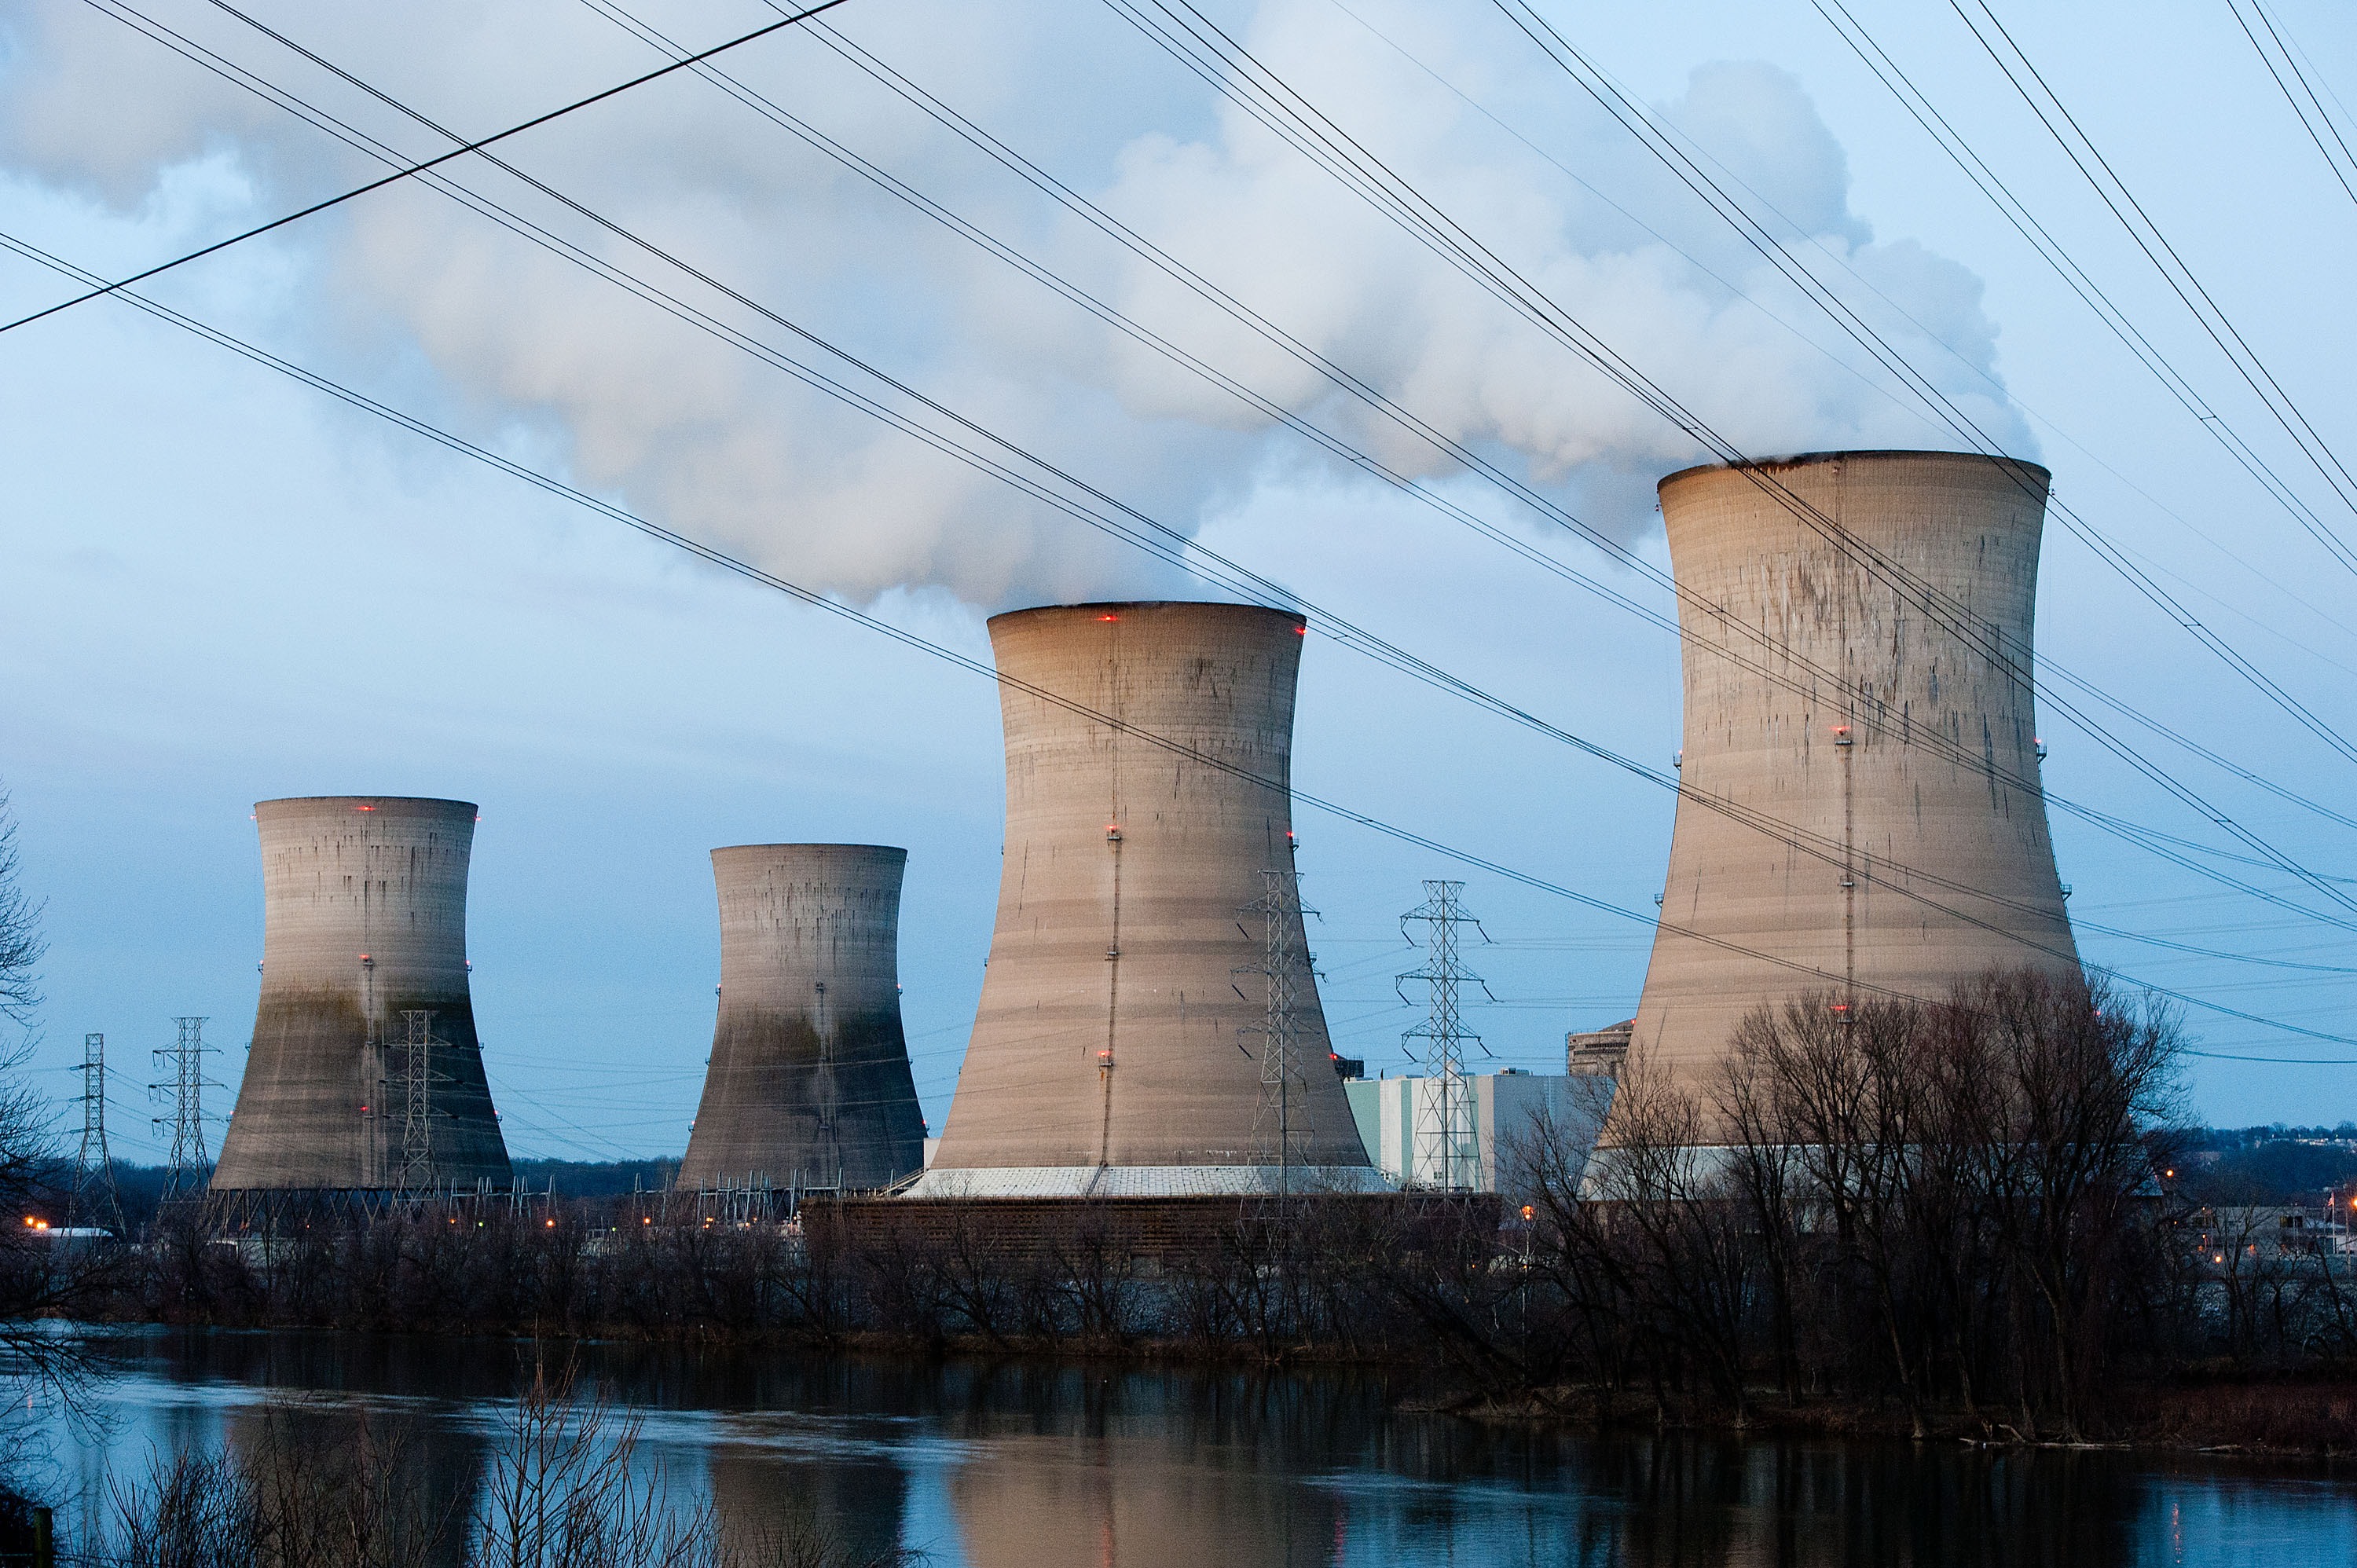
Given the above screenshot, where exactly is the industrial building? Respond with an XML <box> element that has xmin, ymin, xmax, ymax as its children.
<box><xmin>213</xmin><ymin>796</ymin><xmax>511</xmax><ymax>1192</ymax></box>
<box><xmin>677</xmin><ymin>844</ymin><xmax>927</xmax><ymax>1193</ymax></box>
<box><xmin>1566</xmin><ymin>1020</ymin><xmax>1633</xmax><ymax>1079</ymax></box>
<box><xmin>911</xmin><ymin>600</ymin><xmax>1383</xmax><ymax>1197</ymax></box>
<box><xmin>1630</xmin><ymin>451</ymin><xmax>2078</xmax><ymax>1132</ymax></box>
<box><xmin>1343</xmin><ymin>1069</ymin><xmax>1607</xmax><ymax>1198</ymax></box>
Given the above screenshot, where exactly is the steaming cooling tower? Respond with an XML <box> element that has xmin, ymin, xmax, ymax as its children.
<box><xmin>677</xmin><ymin>844</ymin><xmax>927</xmax><ymax>1192</ymax></box>
<box><xmin>1632</xmin><ymin>451</ymin><xmax>2077</xmax><ymax>1128</ymax></box>
<box><xmin>213</xmin><ymin>797</ymin><xmax>511</xmax><ymax>1190</ymax></box>
<box><xmin>912</xmin><ymin>601</ymin><xmax>1380</xmax><ymax>1197</ymax></box>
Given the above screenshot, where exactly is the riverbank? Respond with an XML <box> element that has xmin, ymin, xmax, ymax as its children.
<box><xmin>1428</xmin><ymin>1374</ymin><xmax>2357</xmax><ymax>1459</ymax></box>
<box><xmin>70</xmin><ymin>1192</ymin><xmax>2357</xmax><ymax>1467</ymax></box>
<box><xmin>71</xmin><ymin>1301</ymin><xmax>2357</xmax><ymax>1461</ymax></box>
<box><xmin>27</xmin><ymin>1329</ymin><xmax>2357</xmax><ymax>1568</ymax></box>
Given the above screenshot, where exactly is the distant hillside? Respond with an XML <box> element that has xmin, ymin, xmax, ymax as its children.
<box><xmin>49</xmin><ymin>1156</ymin><xmax>684</xmax><ymax>1230</ymax></box>
<box><xmin>2179</xmin><ymin>1125</ymin><xmax>2357</xmax><ymax>1204</ymax></box>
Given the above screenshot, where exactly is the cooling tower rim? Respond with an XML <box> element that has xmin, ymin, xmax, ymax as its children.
<box><xmin>709</xmin><ymin>842</ymin><xmax>907</xmax><ymax>859</ymax></box>
<box><xmin>1658</xmin><ymin>449</ymin><xmax>2051</xmax><ymax>495</ymax></box>
<box><xmin>253</xmin><ymin>794</ymin><xmax>478</xmax><ymax>815</ymax></box>
<box><xmin>984</xmin><ymin>599</ymin><xmax>1305</xmax><ymax>633</ymax></box>
<box><xmin>904</xmin><ymin>1164</ymin><xmax>1396</xmax><ymax>1200</ymax></box>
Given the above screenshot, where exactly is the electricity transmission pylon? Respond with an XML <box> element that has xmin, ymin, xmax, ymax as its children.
<box><xmin>72</xmin><ymin>1032</ymin><xmax>125</xmax><ymax>1234</ymax></box>
<box><xmin>151</xmin><ymin>1017</ymin><xmax>218</xmax><ymax>1200</ymax></box>
<box><xmin>1398</xmin><ymin>881</ymin><xmax>1493</xmax><ymax>1192</ymax></box>
<box><xmin>1239</xmin><ymin>866</ymin><xmax>1317</xmax><ymax>1187</ymax></box>
<box><xmin>392</xmin><ymin>1009</ymin><xmax>452</xmax><ymax>1196</ymax></box>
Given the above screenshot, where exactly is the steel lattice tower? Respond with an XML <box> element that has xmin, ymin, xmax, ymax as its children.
<box><xmin>1238</xmin><ymin>866</ymin><xmax>1317</xmax><ymax>1185</ymax></box>
<box><xmin>1399</xmin><ymin>882</ymin><xmax>1490</xmax><ymax>1192</ymax></box>
<box><xmin>393</xmin><ymin>1009</ymin><xmax>450</xmax><ymax>1196</ymax></box>
<box><xmin>152</xmin><ymin>1017</ymin><xmax>217</xmax><ymax>1200</ymax></box>
<box><xmin>72</xmin><ymin>1032</ymin><xmax>125</xmax><ymax>1234</ymax></box>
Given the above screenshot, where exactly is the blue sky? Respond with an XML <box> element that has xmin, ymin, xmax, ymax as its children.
<box><xmin>2</xmin><ymin>0</ymin><xmax>2352</xmax><ymax>1160</ymax></box>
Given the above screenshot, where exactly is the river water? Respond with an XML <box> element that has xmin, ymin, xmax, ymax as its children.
<box><xmin>20</xmin><ymin>1329</ymin><xmax>2356</xmax><ymax>1566</ymax></box>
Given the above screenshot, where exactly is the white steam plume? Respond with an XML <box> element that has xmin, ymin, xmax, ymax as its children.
<box><xmin>0</xmin><ymin>0</ymin><xmax>2029</xmax><ymax>607</ymax></box>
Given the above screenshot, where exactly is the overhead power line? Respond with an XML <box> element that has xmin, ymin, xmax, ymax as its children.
<box><xmin>1948</xmin><ymin>0</ymin><xmax>2357</xmax><ymax>576</ymax></box>
<box><xmin>68</xmin><ymin>0</ymin><xmax>2337</xmax><ymax>967</ymax></box>
<box><xmin>2231</xmin><ymin>0</ymin><xmax>2357</xmax><ymax>212</ymax></box>
<box><xmin>80</xmin><ymin>0</ymin><xmax>2357</xmax><ymax>936</ymax></box>
<box><xmin>35</xmin><ymin>2</ymin><xmax>2357</xmax><ymax>998</ymax></box>
<box><xmin>6</xmin><ymin>228</ymin><xmax>2352</xmax><ymax>1057</ymax></box>
<box><xmin>1478</xmin><ymin>0</ymin><xmax>2357</xmax><ymax>790</ymax></box>
<box><xmin>23</xmin><ymin>12</ymin><xmax>2357</xmax><ymax>1056</ymax></box>
<box><xmin>94</xmin><ymin>0</ymin><xmax>2357</xmax><ymax>982</ymax></box>
<box><xmin>1101</xmin><ymin>0</ymin><xmax>2357</xmax><ymax>915</ymax></box>
<box><xmin>0</xmin><ymin>0</ymin><xmax>850</xmax><ymax>339</ymax></box>
<box><xmin>777</xmin><ymin>7</ymin><xmax>2357</xmax><ymax>880</ymax></box>
<box><xmin>1812</xmin><ymin>0</ymin><xmax>2357</xmax><ymax>592</ymax></box>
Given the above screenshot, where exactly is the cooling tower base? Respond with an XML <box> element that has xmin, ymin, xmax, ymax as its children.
<box><xmin>810</xmin><ymin>1187</ymin><xmax>1486</xmax><ymax>1266</ymax></box>
<box><xmin>904</xmin><ymin>1164</ymin><xmax>1395</xmax><ymax>1200</ymax></box>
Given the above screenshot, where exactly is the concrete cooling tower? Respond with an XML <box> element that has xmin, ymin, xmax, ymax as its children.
<box><xmin>1633</xmin><ymin>451</ymin><xmax>2078</xmax><ymax>1130</ymax></box>
<box><xmin>913</xmin><ymin>601</ymin><xmax>1380</xmax><ymax>1197</ymax></box>
<box><xmin>677</xmin><ymin>844</ymin><xmax>927</xmax><ymax>1192</ymax></box>
<box><xmin>213</xmin><ymin>797</ymin><xmax>511</xmax><ymax>1191</ymax></box>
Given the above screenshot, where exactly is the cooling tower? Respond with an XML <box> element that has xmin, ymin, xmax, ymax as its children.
<box><xmin>1633</xmin><ymin>451</ymin><xmax>2077</xmax><ymax>1130</ymax></box>
<box><xmin>913</xmin><ymin>601</ymin><xmax>1379</xmax><ymax>1197</ymax></box>
<box><xmin>214</xmin><ymin>797</ymin><xmax>511</xmax><ymax>1190</ymax></box>
<box><xmin>677</xmin><ymin>844</ymin><xmax>926</xmax><ymax>1192</ymax></box>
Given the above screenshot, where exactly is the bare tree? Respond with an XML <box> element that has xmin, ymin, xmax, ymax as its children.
<box><xmin>0</xmin><ymin>792</ymin><xmax>40</xmax><ymax>1028</ymax></box>
<box><xmin>1965</xmin><ymin>969</ymin><xmax>2183</xmax><ymax>1436</ymax></box>
<box><xmin>1714</xmin><ymin>966</ymin><xmax>2186</xmax><ymax>1438</ymax></box>
<box><xmin>1578</xmin><ymin>1054</ymin><xmax>1755</xmax><ymax>1422</ymax></box>
<box><xmin>0</xmin><ymin>788</ymin><xmax>115</xmax><ymax>1400</ymax></box>
<box><xmin>1723</xmin><ymin>995</ymin><xmax>1940</xmax><ymax>1433</ymax></box>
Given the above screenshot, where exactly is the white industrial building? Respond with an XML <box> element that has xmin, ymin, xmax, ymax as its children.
<box><xmin>1343</xmin><ymin>1070</ymin><xmax>1609</xmax><ymax>1197</ymax></box>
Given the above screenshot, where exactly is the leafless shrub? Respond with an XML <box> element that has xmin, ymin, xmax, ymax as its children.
<box><xmin>107</xmin><ymin>1398</ymin><xmax>453</xmax><ymax>1567</ymax></box>
<box><xmin>94</xmin><ymin>1373</ymin><xmax>926</xmax><ymax>1567</ymax></box>
<box><xmin>472</xmin><ymin>1364</ymin><xmax>710</xmax><ymax>1568</ymax></box>
<box><xmin>0</xmin><ymin>791</ymin><xmax>42</xmax><ymax>1028</ymax></box>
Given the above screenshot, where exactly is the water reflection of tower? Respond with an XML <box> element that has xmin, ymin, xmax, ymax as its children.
<box><xmin>948</xmin><ymin>1437</ymin><xmax>1339</xmax><ymax>1568</ymax></box>
<box><xmin>218</xmin><ymin>1396</ymin><xmax>485</xmax><ymax>1568</ymax></box>
<box><xmin>704</xmin><ymin>1442</ymin><xmax>907</xmax><ymax>1564</ymax></box>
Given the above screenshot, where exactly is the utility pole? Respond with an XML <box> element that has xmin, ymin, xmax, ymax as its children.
<box><xmin>1239</xmin><ymin>866</ymin><xmax>1316</xmax><ymax>1188</ymax></box>
<box><xmin>1398</xmin><ymin>881</ymin><xmax>1492</xmax><ymax>1192</ymax></box>
<box><xmin>72</xmin><ymin>1033</ymin><xmax>124</xmax><ymax>1234</ymax></box>
<box><xmin>151</xmin><ymin>1017</ymin><xmax>218</xmax><ymax>1200</ymax></box>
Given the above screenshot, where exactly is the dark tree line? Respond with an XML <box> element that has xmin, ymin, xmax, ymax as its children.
<box><xmin>1413</xmin><ymin>967</ymin><xmax>2300</xmax><ymax>1439</ymax></box>
<box><xmin>121</xmin><ymin>1190</ymin><xmax>1493</xmax><ymax>1367</ymax></box>
<box><xmin>20</xmin><ymin>963</ymin><xmax>2357</xmax><ymax>1449</ymax></box>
